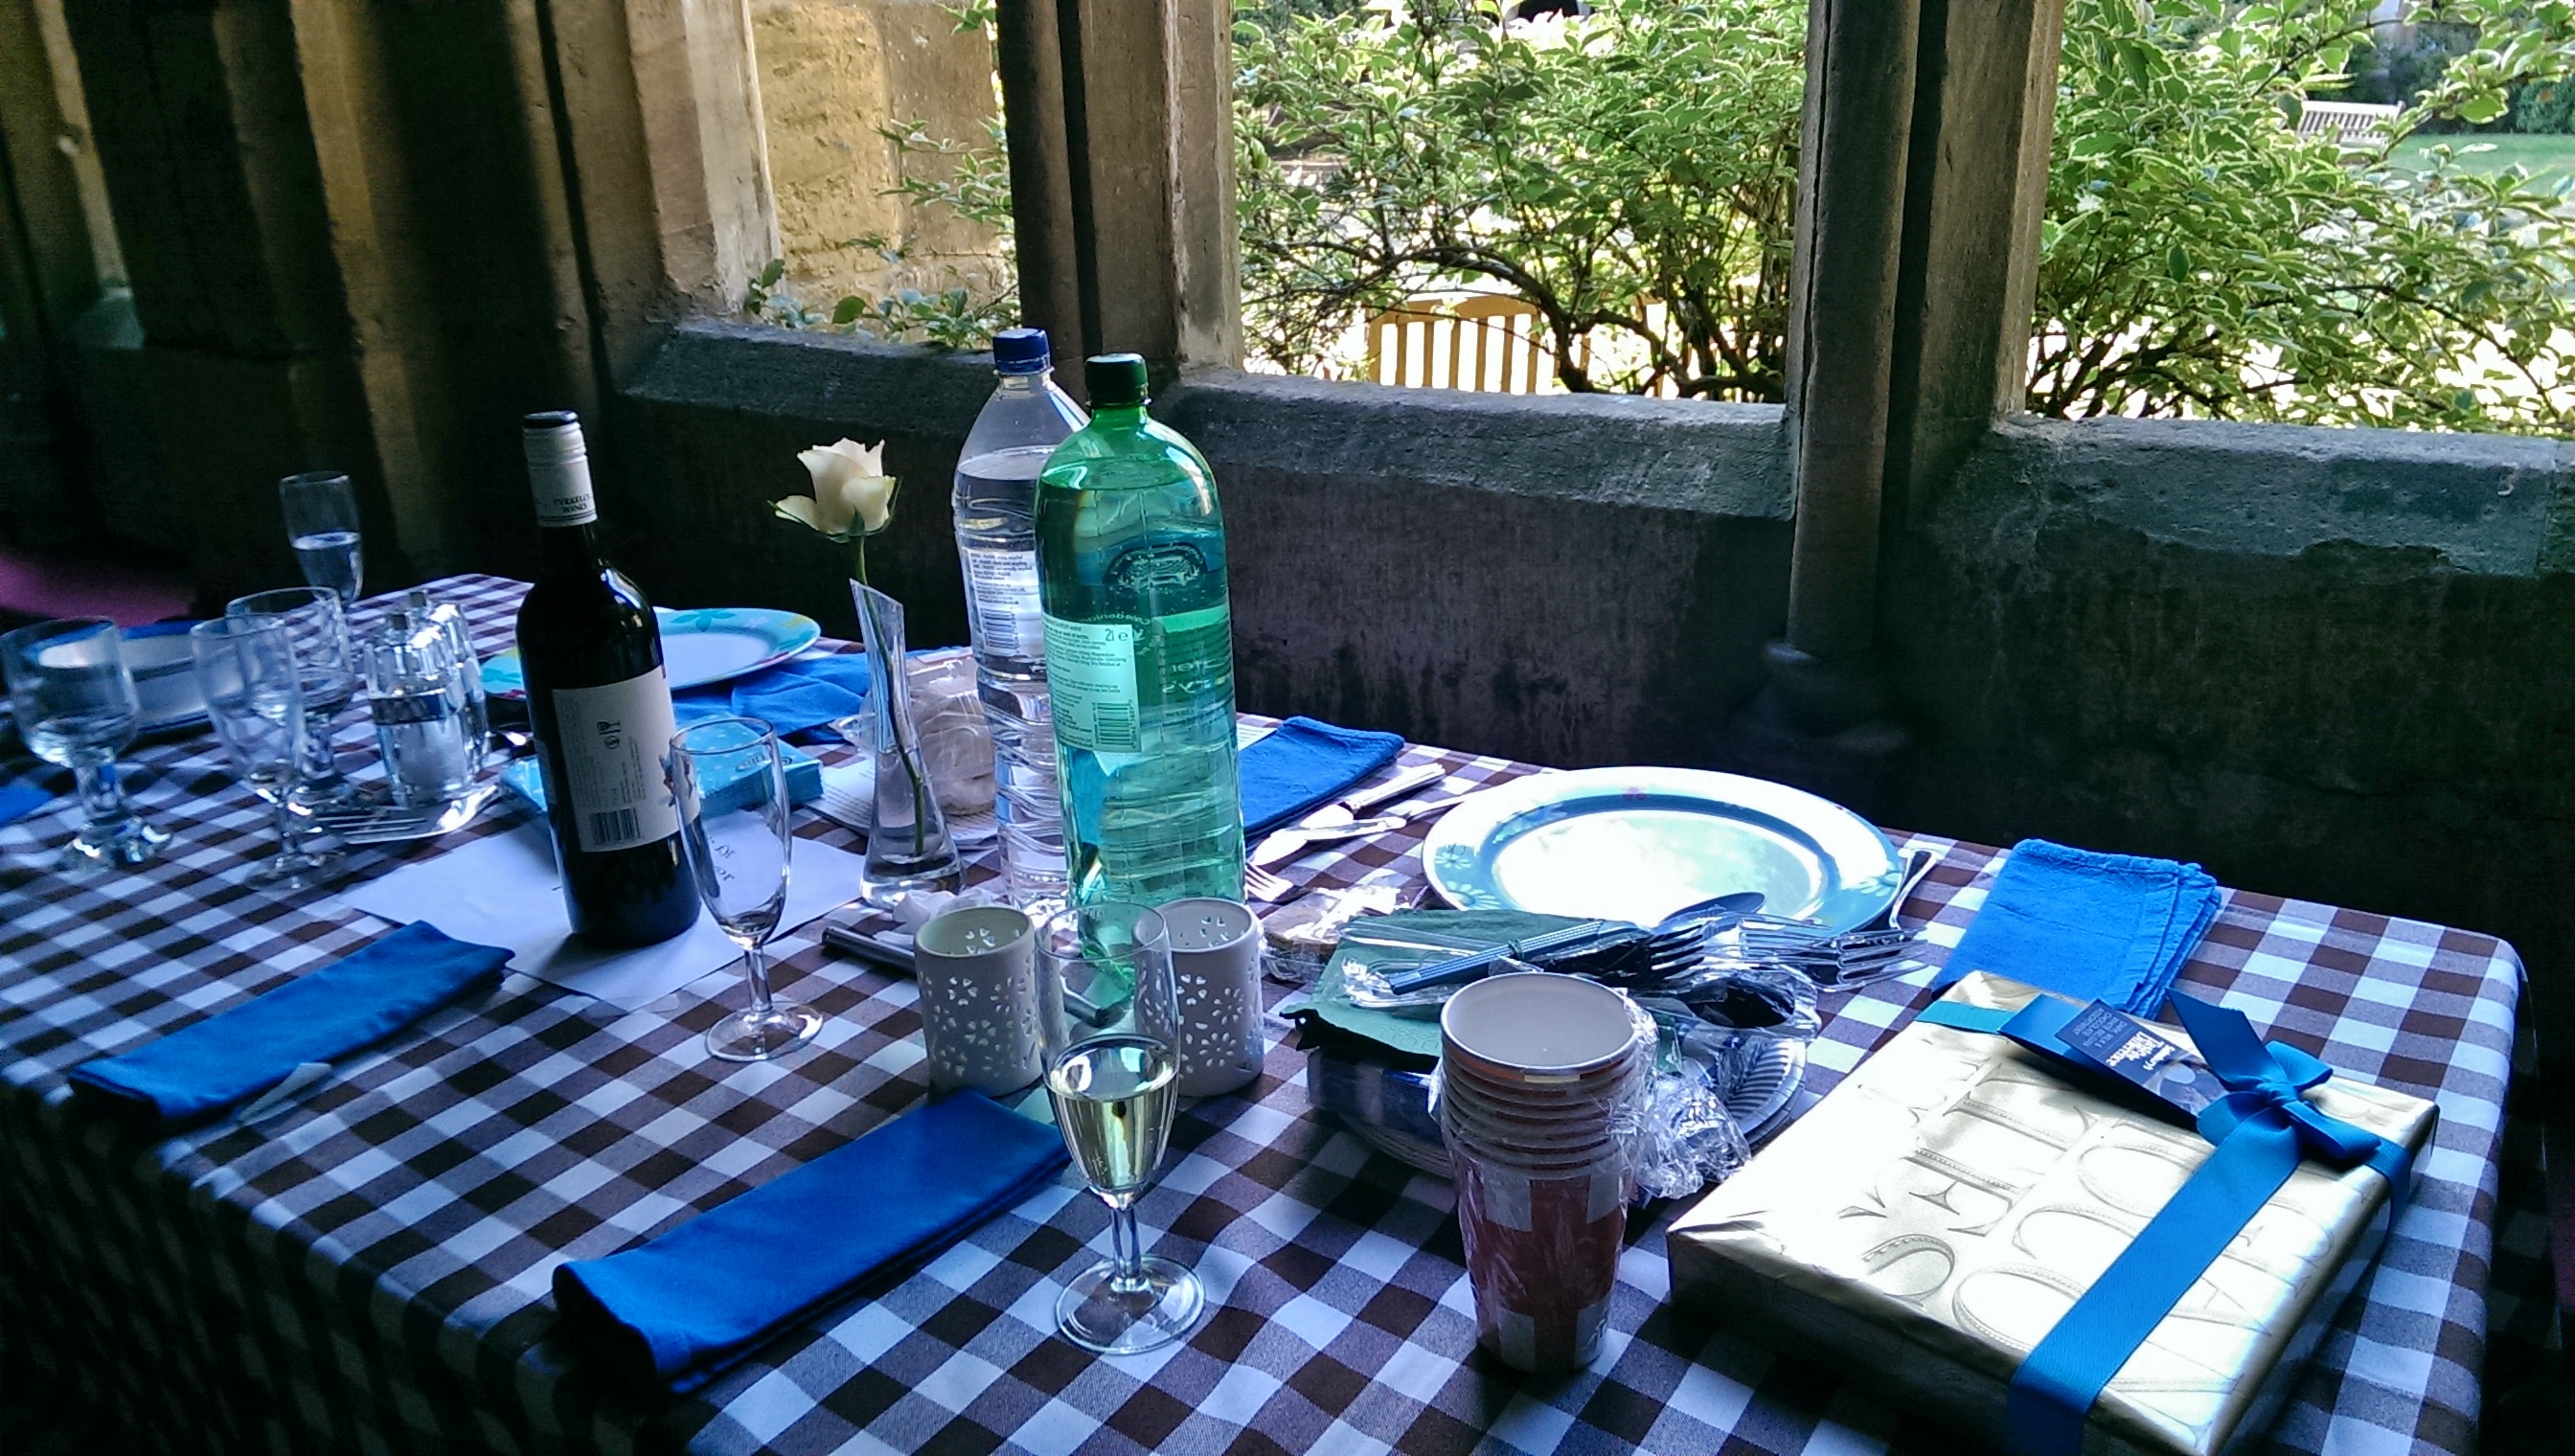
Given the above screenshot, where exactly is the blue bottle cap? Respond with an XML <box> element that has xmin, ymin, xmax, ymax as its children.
<box><xmin>991</xmin><ymin>328</ymin><xmax>1051</xmax><ymax>375</ymax></box>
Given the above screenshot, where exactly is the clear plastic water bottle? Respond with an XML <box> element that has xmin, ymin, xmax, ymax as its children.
<box><xmin>954</xmin><ymin>327</ymin><xmax>1087</xmax><ymax>908</ymax></box>
<box><xmin>1037</xmin><ymin>353</ymin><xmax>1244</xmax><ymax>906</ymax></box>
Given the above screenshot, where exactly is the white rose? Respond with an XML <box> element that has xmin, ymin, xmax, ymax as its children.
<box><xmin>778</xmin><ymin>439</ymin><xmax>895</xmax><ymax>537</ymax></box>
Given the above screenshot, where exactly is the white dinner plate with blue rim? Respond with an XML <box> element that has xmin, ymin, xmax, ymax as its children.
<box><xmin>1424</xmin><ymin>766</ymin><xmax>1902</xmax><ymax>932</ymax></box>
<box><xmin>480</xmin><ymin>605</ymin><xmax>823</xmax><ymax>697</ymax></box>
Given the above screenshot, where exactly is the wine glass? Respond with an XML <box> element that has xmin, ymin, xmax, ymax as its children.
<box><xmin>0</xmin><ymin>618</ymin><xmax>171</xmax><ymax>873</ymax></box>
<box><xmin>227</xmin><ymin>587</ymin><xmax>358</xmax><ymax>808</ymax></box>
<box><xmin>191</xmin><ymin>616</ymin><xmax>343</xmax><ymax>890</ymax></box>
<box><xmin>1034</xmin><ymin>902</ymin><xmax>1202</xmax><ymax>1354</ymax></box>
<box><xmin>280</xmin><ymin>470</ymin><xmax>363</xmax><ymax>604</ymax></box>
<box><xmin>669</xmin><ymin>717</ymin><xmax>820</xmax><ymax>1061</ymax></box>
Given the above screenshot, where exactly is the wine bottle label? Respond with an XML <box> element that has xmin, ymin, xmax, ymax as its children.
<box><xmin>550</xmin><ymin>670</ymin><xmax>681</xmax><ymax>851</ymax></box>
<box><xmin>527</xmin><ymin>455</ymin><xmax>598</xmax><ymax>527</ymax></box>
<box><xmin>1042</xmin><ymin>616</ymin><xmax>1140</xmax><ymax>752</ymax></box>
<box><xmin>963</xmin><ymin>548</ymin><xmax>1044</xmax><ymax>658</ymax></box>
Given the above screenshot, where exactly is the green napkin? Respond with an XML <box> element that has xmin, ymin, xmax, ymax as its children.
<box><xmin>1279</xmin><ymin>909</ymin><xmax>1587</xmax><ymax>1061</ymax></box>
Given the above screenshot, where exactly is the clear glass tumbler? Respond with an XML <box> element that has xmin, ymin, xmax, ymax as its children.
<box><xmin>1034</xmin><ymin>901</ymin><xmax>1203</xmax><ymax>1354</ymax></box>
<box><xmin>1</xmin><ymin>617</ymin><xmax>171</xmax><ymax>873</ymax></box>
<box><xmin>670</xmin><ymin>716</ymin><xmax>821</xmax><ymax>1061</ymax></box>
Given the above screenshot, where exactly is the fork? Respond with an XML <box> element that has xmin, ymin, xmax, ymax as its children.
<box><xmin>1374</xmin><ymin>892</ymin><xmax>1762</xmax><ymax>996</ymax></box>
<box><xmin>1731</xmin><ymin>848</ymin><xmax>1942</xmax><ymax>989</ymax></box>
<box><xmin>1242</xmin><ymin>793</ymin><xmax>1477</xmax><ymax>905</ymax></box>
<box><xmin>1244</xmin><ymin>862</ymin><xmax>1301</xmax><ymax>904</ymax></box>
<box><xmin>309</xmin><ymin>784</ymin><xmax>503</xmax><ymax>844</ymax></box>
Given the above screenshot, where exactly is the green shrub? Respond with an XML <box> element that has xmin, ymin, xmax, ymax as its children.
<box><xmin>1234</xmin><ymin>0</ymin><xmax>2575</xmax><ymax>433</ymax></box>
<box><xmin>1235</xmin><ymin>0</ymin><xmax>1803</xmax><ymax>398</ymax></box>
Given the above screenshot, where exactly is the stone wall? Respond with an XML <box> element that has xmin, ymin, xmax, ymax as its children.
<box><xmin>750</xmin><ymin>0</ymin><xmax>1006</xmax><ymax>313</ymax></box>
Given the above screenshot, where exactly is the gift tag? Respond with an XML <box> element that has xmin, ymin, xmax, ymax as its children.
<box><xmin>2038</xmin><ymin>1000</ymin><xmax>2229</xmax><ymax>1119</ymax></box>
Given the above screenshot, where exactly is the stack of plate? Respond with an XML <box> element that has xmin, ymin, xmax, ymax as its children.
<box><xmin>1423</xmin><ymin>766</ymin><xmax>1902</xmax><ymax>932</ymax></box>
<box><xmin>480</xmin><ymin>605</ymin><xmax>822</xmax><ymax>697</ymax></box>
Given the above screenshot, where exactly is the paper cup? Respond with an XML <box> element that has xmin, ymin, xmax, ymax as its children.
<box><xmin>1451</xmin><ymin>1147</ymin><xmax>1628</xmax><ymax>1373</ymax></box>
<box><xmin>1441</xmin><ymin>972</ymin><xmax>1642</xmax><ymax>1084</ymax></box>
<box><xmin>1441</xmin><ymin>1042</ymin><xmax>1645</xmax><ymax>1109</ymax></box>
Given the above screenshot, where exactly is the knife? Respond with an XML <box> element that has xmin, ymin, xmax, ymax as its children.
<box><xmin>1248</xmin><ymin>762</ymin><xmax>1446</xmax><ymax>869</ymax></box>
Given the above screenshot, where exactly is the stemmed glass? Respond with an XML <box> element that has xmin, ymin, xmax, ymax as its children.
<box><xmin>1035</xmin><ymin>902</ymin><xmax>1202</xmax><ymax>1354</ymax></box>
<box><xmin>280</xmin><ymin>470</ymin><xmax>363</xmax><ymax>604</ymax></box>
<box><xmin>0</xmin><ymin>618</ymin><xmax>171</xmax><ymax>873</ymax></box>
<box><xmin>669</xmin><ymin>717</ymin><xmax>821</xmax><ymax>1061</ymax></box>
<box><xmin>191</xmin><ymin>616</ymin><xmax>343</xmax><ymax>890</ymax></box>
<box><xmin>227</xmin><ymin>587</ymin><xmax>358</xmax><ymax>808</ymax></box>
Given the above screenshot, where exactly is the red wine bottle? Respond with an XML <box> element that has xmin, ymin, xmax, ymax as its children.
<box><xmin>514</xmin><ymin>411</ymin><xmax>699</xmax><ymax>947</ymax></box>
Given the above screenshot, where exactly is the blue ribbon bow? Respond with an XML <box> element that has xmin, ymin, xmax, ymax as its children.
<box><xmin>2176</xmin><ymin>994</ymin><xmax>2388</xmax><ymax>1172</ymax></box>
<box><xmin>1921</xmin><ymin>991</ymin><xmax>2413</xmax><ymax>1456</ymax></box>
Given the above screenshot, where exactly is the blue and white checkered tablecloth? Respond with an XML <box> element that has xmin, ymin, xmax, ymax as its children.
<box><xmin>0</xmin><ymin>574</ymin><xmax>2551</xmax><ymax>1455</ymax></box>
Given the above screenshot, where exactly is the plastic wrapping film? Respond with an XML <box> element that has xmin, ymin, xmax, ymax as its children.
<box><xmin>1667</xmin><ymin>973</ymin><xmax>2437</xmax><ymax>1456</ymax></box>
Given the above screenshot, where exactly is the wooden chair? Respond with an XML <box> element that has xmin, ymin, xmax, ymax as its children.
<box><xmin>1362</xmin><ymin>295</ymin><xmax>1576</xmax><ymax>393</ymax></box>
<box><xmin>2295</xmin><ymin>100</ymin><xmax>2399</xmax><ymax>149</ymax></box>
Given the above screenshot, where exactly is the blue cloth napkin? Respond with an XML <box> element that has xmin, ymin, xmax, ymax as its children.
<box><xmin>0</xmin><ymin>784</ymin><xmax>50</xmax><ymax>827</ymax></box>
<box><xmin>1933</xmin><ymin>838</ymin><xmax>2222</xmax><ymax>1016</ymax></box>
<box><xmin>67</xmin><ymin>921</ymin><xmax>511</xmax><ymax>1126</ymax></box>
<box><xmin>1238</xmin><ymin>716</ymin><xmax>1406</xmax><ymax>834</ymax></box>
<box><xmin>553</xmin><ymin>1090</ymin><xmax>1069</xmax><ymax>1391</ymax></box>
<box><xmin>725</xmin><ymin>653</ymin><xmax>878</xmax><ymax>737</ymax></box>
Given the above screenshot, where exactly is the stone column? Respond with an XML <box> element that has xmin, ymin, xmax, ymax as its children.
<box><xmin>997</xmin><ymin>0</ymin><xmax>1240</xmax><ymax>388</ymax></box>
<box><xmin>52</xmin><ymin>0</ymin><xmax>599</xmax><ymax>602</ymax></box>
<box><xmin>1742</xmin><ymin>0</ymin><xmax>1921</xmax><ymax>786</ymax></box>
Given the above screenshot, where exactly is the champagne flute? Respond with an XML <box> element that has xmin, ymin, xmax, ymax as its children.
<box><xmin>0</xmin><ymin>618</ymin><xmax>171</xmax><ymax>873</ymax></box>
<box><xmin>280</xmin><ymin>470</ymin><xmax>363</xmax><ymax>604</ymax></box>
<box><xmin>1035</xmin><ymin>902</ymin><xmax>1203</xmax><ymax>1354</ymax></box>
<box><xmin>669</xmin><ymin>717</ymin><xmax>819</xmax><ymax>1061</ymax></box>
<box><xmin>191</xmin><ymin>616</ymin><xmax>343</xmax><ymax>890</ymax></box>
<box><xmin>227</xmin><ymin>587</ymin><xmax>358</xmax><ymax>808</ymax></box>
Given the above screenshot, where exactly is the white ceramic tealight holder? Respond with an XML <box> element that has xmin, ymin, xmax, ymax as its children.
<box><xmin>1162</xmin><ymin>897</ymin><xmax>1265</xmax><ymax>1098</ymax></box>
<box><xmin>912</xmin><ymin>904</ymin><xmax>1043</xmax><ymax>1097</ymax></box>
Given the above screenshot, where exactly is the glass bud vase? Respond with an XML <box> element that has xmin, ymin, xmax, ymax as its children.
<box><xmin>851</xmin><ymin>580</ymin><xmax>964</xmax><ymax>904</ymax></box>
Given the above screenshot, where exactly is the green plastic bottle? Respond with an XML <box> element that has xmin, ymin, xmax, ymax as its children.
<box><xmin>1035</xmin><ymin>354</ymin><xmax>1244</xmax><ymax>905</ymax></box>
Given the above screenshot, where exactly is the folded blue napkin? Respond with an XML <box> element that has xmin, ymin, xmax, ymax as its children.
<box><xmin>1933</xmin><ymin>839</ymin><xmax>2222</xmax><ymax>1016</ymax></box>
<box><xmin>1239</xmin><ymin>716</ymin><xmax>1406</xmax><ymax>834</ymax></box>
<box><xmin>0</xmin><ymin>784</ymin><xmax>50</xmax><ymax>827</ymax></box>
<box><xmin>67</xmin><ymin>921</ymin><xmax>511</xmax><ymax>1126</ymax></box>
<box><xmin>722</xmin><ymin>653</ymin><xmax>878</xmax><ymax>738</ymax></box>
<box><xmin>553</xmin><ymin>1090</ymin><xmax>1069</xmax><ymax>1391</ymax></box>
<box><xmin>499</xmin><ymin>743</ymin><xmax>825</xmax><ymax>815</ymax></box>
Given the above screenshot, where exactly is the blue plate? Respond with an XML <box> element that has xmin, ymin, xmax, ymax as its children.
<box><xmin>480</xmin><ymin>605</ymin><xmax>823</xmax><ymax>697</ymax></box>
<box><xmin>1424</xmin><ymin>767</ymin><xmax>1901</xmax><ymax>932</ymax></box>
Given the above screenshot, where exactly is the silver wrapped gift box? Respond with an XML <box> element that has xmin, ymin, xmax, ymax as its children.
<box><xmin>1668</xmin><ymin>973</ymin><xmax>2436</xmax><ymax>1456</ymax></box>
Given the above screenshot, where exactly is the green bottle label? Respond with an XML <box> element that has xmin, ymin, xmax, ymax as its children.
<box><xmin>1043</xmin><ymin>616</ymin><xmax>1140</xmax><ymax>751</ymax></box>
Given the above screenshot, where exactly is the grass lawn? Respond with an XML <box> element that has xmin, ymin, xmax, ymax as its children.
<box><xmin>2391</xmin><ymin>132</ymin><xmax>2575</xmax><ymax>188</ymax></box>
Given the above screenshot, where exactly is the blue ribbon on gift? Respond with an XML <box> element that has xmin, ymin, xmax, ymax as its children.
<box><xmin>1917</xmin><ymin>991</ymin><xmax>2414</xmax><ymax>1456</ymax></box>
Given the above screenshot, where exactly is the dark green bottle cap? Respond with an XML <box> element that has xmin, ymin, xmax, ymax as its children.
<box><xmin>1084</xmin><ymin>353</ymin><xmax>1150</xmax><ymax>408</ymax></box>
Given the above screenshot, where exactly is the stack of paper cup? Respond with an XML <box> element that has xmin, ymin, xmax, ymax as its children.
<box><xmin>1437</xmin><ymin>971</ymin><xmax>1648</xmax><ymax>1374</ymax></box>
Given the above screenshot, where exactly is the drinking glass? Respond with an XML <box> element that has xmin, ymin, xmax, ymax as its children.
<box><xmin>670</xmin><ymin>717</ymin><xmax>820</xmax><ymax>1061</ymax></box>
<box><xmin>227</xmin><ymin>587</ymin><xmax>357</xmax><ymax>807</ymax></box>
<box><xmin>1034</xmin><ymin>902</ymin><xmax>1202</xmax><ymax>1354</ymax></box>
<box><xmin>280</xmin><ymin>470</ymin><xmax>362</xmax><ymax>604</ymax></box>
<box><xmin>191</xmin><ymin>616</ymin><xmax>343</xmax><ymax>890</ymax></box>
<box><xmin>0</xmin><ymin>618</ymin><xmax>171</xmax><ymax>872</ymax></box>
